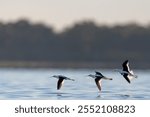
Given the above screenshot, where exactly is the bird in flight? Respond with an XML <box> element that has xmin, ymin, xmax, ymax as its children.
<box><xmin>88</xmin><ymin>71</ymin><xmax>113</xmax><ymax>92</ymax></box>
<box><xmin>52</xmin><ymin>75</ymin><xmax>75</xmax><ymax>90</ymax></box>
<box><xmin>115</xmin><ymin>60</ymin><xmax>138</xmax><ymax>83</ymax></box>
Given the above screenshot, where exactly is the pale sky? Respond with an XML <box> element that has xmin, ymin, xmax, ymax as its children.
<box><xmin>0</xmin><ymin>0</ymin><xmax>150</xmax><ymax>31</ymax></box>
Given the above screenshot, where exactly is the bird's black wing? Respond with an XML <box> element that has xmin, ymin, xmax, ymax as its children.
<box><xmin>57</xmin><ymin>78</ymin><xmax>64</xmax><ymax>90</ymax></box>
<box><xmin>122</xmin><ymin>60</ymin><xmax>130</xmax><ymax>72</ymax></box>
<box><xmin>59</xmin><ymin>75</ymin><xmax>67</xmax><ymax>79</ymax></box>
<box><xmin>123</xmin><ymin>74</ymin><xmax>131</xmax><ymax>84</ymax></box>
<box><xmin>95</xmin><ymin>71</ymin><xmax>104</xmax><ymax>77</ymax></box>
<box><xmin>95</xmin><ymin>77</ymin><xmax>102</xmax><ymax>91</ymax></box>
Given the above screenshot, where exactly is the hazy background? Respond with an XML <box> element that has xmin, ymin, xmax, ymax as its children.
<box><xmin>0</xmin><ymin>0</ymin><xmax>150</xmax><ymax>69</ymax></box>
<box><xmin>1</xmin><ymin>0</ymin><xmax>150</xmax><ymax>31</ymax></box>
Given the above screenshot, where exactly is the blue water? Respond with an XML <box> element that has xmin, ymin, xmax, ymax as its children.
<box><xmin>0</xmin><ymin>68</ymin><xmax>149</xmax><ymax>100</ymax></box>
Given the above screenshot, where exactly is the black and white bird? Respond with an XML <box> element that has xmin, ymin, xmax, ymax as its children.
<box><xmin>52</xmin><ymin>75</ymin><xmax>75</xmax><ymax>90</ymax></box>
<box><xmin>88</xmin><ymin>71</ymin><xmax>113</xmax><ymax>92</ymax></box>
<box><xmin>115</xmin><ymin>60</ymin><xmax>138</xmax><ymax>83</ymax></box>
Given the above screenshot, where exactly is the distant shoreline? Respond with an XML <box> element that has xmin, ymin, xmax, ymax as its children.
<box><xmin>0</xmin><ymin>61</ymin><xmax>149</xmax><ymax>69</ymax></box>
<box><xmin>0</xmin><ymin>61</ymin><xmax>107</xmax><ymax>68</ymax></box>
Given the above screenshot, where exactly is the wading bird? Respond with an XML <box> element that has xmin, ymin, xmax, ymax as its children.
<box><xmin>52</xmin><ymin>75</ymin><xmax>75</xmax><ymax>90</ymax></box>
<box><xmin>115</xmin><ymin>60</ymin><xmax>138</xmax><ymax>83</ymax></box>
<box><xmin>88</xmin><ymin>71</ymin><xmax>113</xmax><ymax>92</ymax></box>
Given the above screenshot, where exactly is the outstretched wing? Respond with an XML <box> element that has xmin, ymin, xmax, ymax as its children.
<box><xmin>57</xmin><ymin>79</ymin><xmax>64</xmax><ymax>90</ymax></box>
<box><xmin>95</xmin><ymin>78</ymin><xmax>102</xmax><ymax>91</ymax></box>
<box><xmin>95</xmin><ymin>71</ymin><xmax>104</xmax><ymax>77</ymax></box>
<box><xmin>122</xmin><ymin>60</ymin><xmax>130</xmax><ymax>72</ymax></box>
<box><xmin>59</xmin><ymin>75</ymin><xmax>67</xmax><ymax>79</ymax></box>
<box><xmin>123</xmin><ymin>74</ymin><xmax>131</xmax><ymax>83</ymax></box>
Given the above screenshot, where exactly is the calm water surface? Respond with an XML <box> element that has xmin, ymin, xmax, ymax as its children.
<box><xmin>0</xmin><ymin>68</ymin><xmax>149</xmax><ymax>100</ymax></box>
